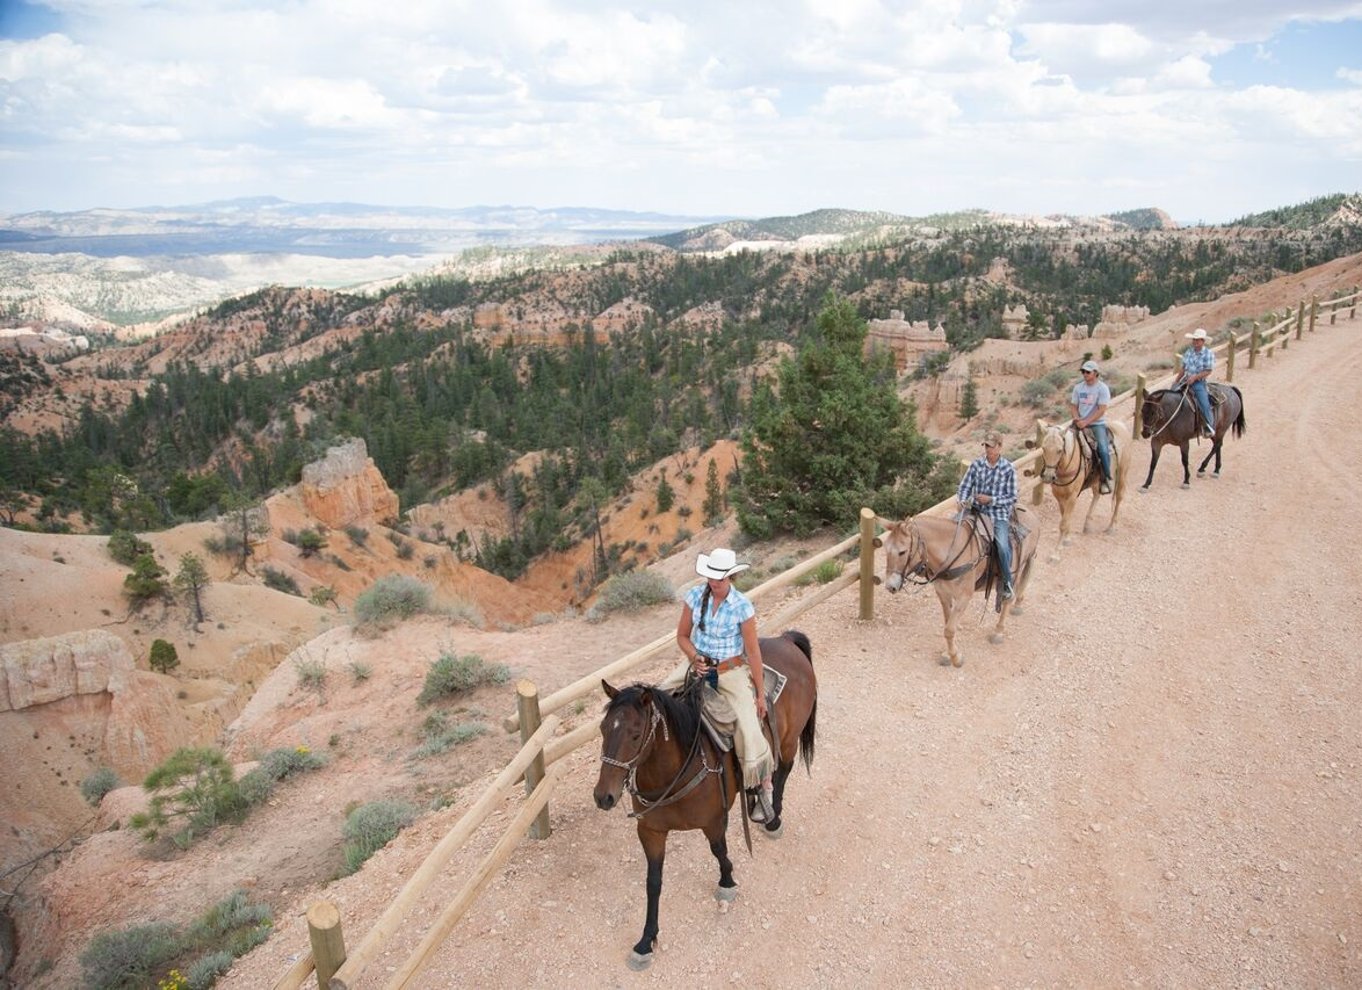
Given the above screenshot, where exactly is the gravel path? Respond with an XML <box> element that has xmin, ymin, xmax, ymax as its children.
<box><xmin>222</xmin><ymin>314</ymin><xmax>1362</xmax><ymax>989</ymax></box>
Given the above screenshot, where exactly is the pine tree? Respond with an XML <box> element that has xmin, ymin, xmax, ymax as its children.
<box><xmin>703</xmin><ymin>459</ymin><xmax>725</xmax><ymax>526</ymax></box>
<box><xmin>959</xmin><ymin>379</ymin><xmax>979</xmax><ymax>421</ymax></box>
<box><xmin>737</xmin><ymin>293</ymin><xmax>949</xmax><ymax>537</ymax></box>
<box><xmin>174</xmin><ymin>552</ymin><xmax>210</xmax><ymax>624</ymax></box>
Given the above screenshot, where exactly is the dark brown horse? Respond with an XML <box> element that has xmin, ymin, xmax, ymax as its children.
<box><xmin>1140</xmin><ymin>385</ymin><xmax>1246</xmax><ymax>490</ymax></box>
<box><xmin>594</xmin><ymin>631</ymin><xmax>817</xmax><ymax>970</ymax></box>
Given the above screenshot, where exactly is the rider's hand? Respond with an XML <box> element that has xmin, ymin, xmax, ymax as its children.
<box><xmin>756</xmin><ymin>696</ymin><xmax>768</xmax><ymax>719</ymax></box>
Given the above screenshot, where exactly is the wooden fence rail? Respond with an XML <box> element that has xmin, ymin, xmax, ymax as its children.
<box><xmin>276</xmin><ymin>285</ymin><xmax>1358</xmax><ymax>989</ymax></box>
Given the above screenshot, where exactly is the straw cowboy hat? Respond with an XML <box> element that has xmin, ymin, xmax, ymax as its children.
<box><xmin>1185</xmin><ymin>328</ymin><xmax>1209</xmax><ymax>341</ymax></box>
<box><xmin>982</xmin><ymin>432</ymin><xmax>1003</xmax><ymax>448</ymax></box>
<box><xmin>696</xmin><ymin>547</ymin><xmax>749</xmax><ymax>579</ymax></box>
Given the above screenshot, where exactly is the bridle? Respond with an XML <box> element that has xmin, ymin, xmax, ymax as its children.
<box><xmin>1041</xmin><ymin>426</ymin><xmax>1085</xmax><ymax>487</ymax></box>
<box><xmin>1144</xmin><ymin>390</ymin><xmax>1190</xmax><ymax>440</ymax></box>
<box><xmin>599</xmin><ymin>693</ymin><xmax>721</xmax><ymax>819</ymax></box>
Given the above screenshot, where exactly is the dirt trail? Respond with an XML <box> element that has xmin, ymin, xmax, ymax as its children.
<box><xmin>215</xmin><ymin>311</ymin><xmax>1362</xmax><ymax>989</ymax></box>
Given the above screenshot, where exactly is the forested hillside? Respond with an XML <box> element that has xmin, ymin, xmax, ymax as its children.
<box><xmin>2</xmin><ymin>196</ymin><xmax>1359</xmax><ymax>585</ymax></box>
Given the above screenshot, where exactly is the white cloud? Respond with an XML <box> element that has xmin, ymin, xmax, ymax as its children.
<box><xmin>0</xmin><ymin>0</ymin><xmax>1358</xmax><ymax>220</ymax></box>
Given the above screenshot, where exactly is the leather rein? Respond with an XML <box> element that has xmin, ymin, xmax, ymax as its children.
<box><xmin>892</xmin><ymin>515</ymin><xmax>984</xmax><ymax>586</ymax></box>
<box><xmin>599</xmin><ymin>694</ymin><xmax>723</xmax><ymax>820</ymax></box>
<box><xmin>1044</xmin><ymin>426</ymin><xmax>1087</xmax><ymax>487</ymax></box>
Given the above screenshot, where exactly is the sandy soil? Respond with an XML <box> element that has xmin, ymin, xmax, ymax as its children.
<box><xmin>195</xmin><ymin>304</ymin><xmax>1362</xmax><ymax>989</ymax></box>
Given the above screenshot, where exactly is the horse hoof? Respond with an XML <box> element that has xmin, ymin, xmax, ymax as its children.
<box><xmin>763</xmin><ymin>820</ymin><xmax>784</xmax><ymax>839</ymax></box>
<box><xmin>951</xmin><ymin>653</ymin><xmax>964</xmax><ymax>668</ymax></box>
<box><xmin>627</xmin><ymin>951</ymin><xmax>654</xmax><ymax>971</ymax></box>
<box><xmin>1213</xmin><ymin>471</ymin><xmax>1221</xmax><ymax>478</ymax></box>
<box><xmin>715</xmin><ymin>886</ymin><xmax>738</xmax><ymax>903</ymax></box>
<box><xmin>938</xmin><ymin>653</ymin><xmax>953</xmax><ymax>666</ymax></box>
<box><xmin>1181</xmin><ymin>482</ymin><xmax>1191</xmax><ymax>490</ymax></box>
<box><xmin>1009</xmin><ymin>605</ymin><xmax>1025</xmax><ymax>617</ymax></box>
<box><xmin>1047</xmin><ymin>553</ymin><xmax>1061</xmax><ymax>565</ymax></box>
<box><xmin>1138</xmin><ymin>486</ymin><xmax>1149</xmax><ymax>493</ymax></box>
<box><xmin>989</xmin><ymin>632</ymin><xmax>1004</xmax><ymax>645</ymax></box>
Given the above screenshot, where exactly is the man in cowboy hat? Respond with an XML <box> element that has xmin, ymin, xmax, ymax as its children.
<box><xmin>1173</xmin><ymin>328</ymin><xmax>1216</xmax><ymax>437</ymax></box>
<box><xmin>957</xmin><ymin>433</ymin><xmax>1019</xmax><ymax>600</ymax></box>
<box><xmin>1070</xmin><ymin>360</ymin><xmax>1114</xmax><ymax>494</ymax></box>
<box><xmin>659</xmin><ymin>547</ymin><xmax>776</xmax><ymax>822</ymax></box>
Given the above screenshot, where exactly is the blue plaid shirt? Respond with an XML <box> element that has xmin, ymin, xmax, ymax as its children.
<box><xmin>1181</xmin><ymin>345</ymin><xmax>1214</xmax><ymax>378</ymax></box>
<box><xmin>685</xmin><ymin>584</ymin><xmax>754</xmax><ymax>659</ymax></box>
<box><xmin>957</xmin><ymin>455</ymin><xmax>1018</xmax><ymax>522</ymax></box>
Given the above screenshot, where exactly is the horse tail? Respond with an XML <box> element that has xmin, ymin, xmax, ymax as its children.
<box><xmin>1229</xmin><ymin>385</ymin><xmax>1247</xmax><ymax>438</ymax></box>
<box><xmin>782</xmin><ymin>629</ymin><xmax>816</xmax><ymax>773</ymax></box>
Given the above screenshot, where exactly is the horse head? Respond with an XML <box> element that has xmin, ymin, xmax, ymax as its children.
<box><xmin>1038</xmin><ymin>424</ymin><xmax>1069</xmax><ymax>483</ymax></box>
<box><xmin>880</xmin><ymin>519</ymin><xmax>921</xmax><ymax>593</ymax></box>
<box><xmin>594</xmin><ymin>681</ymin><xmax>662</xmax><ymax>811</ymax></box>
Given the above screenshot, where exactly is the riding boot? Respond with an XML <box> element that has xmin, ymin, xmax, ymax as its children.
<box><xmin>748</xmin><ymin>780</ymin><xmax>775</xmax><ymax>823</ymax></box>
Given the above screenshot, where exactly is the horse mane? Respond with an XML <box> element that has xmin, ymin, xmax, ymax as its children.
<box><xmin>604</xmin><ymin>681</ymin><xmax>702</xmax><ymax>752</ymax></box>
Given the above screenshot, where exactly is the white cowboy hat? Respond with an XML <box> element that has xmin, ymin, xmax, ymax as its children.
<box><xmin>696</xmin><ymin>547</ymin><xmax>749</xmax><ymax>579</ymax></box>
<box><xmin>1185</xmin><ymin>328</ymin><xmax>1209</xmax><ymax>341</ymax></box>
<box><xmin>1080</xmin><ymin>360</ymin><xmax>1099</xmax><ymax>373</ymax></box>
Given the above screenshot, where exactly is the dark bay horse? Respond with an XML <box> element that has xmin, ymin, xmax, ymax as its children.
<box><xmin>1140</xmin><ymin>385</ymin><xmax>1246</xmax><ymax>490</ymax></box>
<box><xmin>880</xmin><ymin>509</ymin><xmax>1039</xmax><ymax>667</ymax></box>
<box><xmin>594</xmin><ymin>630</ymin><xmax>817</xmax><ymax>970</ymax></box>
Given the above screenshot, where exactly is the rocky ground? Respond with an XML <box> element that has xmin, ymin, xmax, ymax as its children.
<box><xmin>201</xmin><ymin>303</ymin><xmax>1362</xmax><ymax>988</ymax></box>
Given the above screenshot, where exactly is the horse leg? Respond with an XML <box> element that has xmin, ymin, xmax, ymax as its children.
<box><xmin>1080</xmin><ymin>486</ymin><xmax>1099</xmax><ymax>534</ymax></box>
<box><xmin>1049</xmin><ymin>496</ymin><xmax>1071</xmax><ymax>563</ymax></box>
<box><xmin>1199</xmin><ymin>437</ymin><xmax>1224</xmax><ymax>477</ymax></box>
<box><xmin>763</xmin><ymin>757</ymin><xmax>795</xmax><ymax>837</ymax></box>
<box><xmin>629</xmin><ymin>826</ymin><xmax>668</xmax><ymax>969</ymax></box>
<box><xmin>943</xmin><ymin>590</ymin><xmax>964</xmax><ymax>667</ymax></box>
<box><xmin>1140</xmin><ymin>442</ymin><xmax>1161</xmax><ymax>491</ymax></box>
<box><xmin>703</xmin><ymin>818</ymin><xmax>738</xmax><ymax>905</ymax></box>
<box><xmin>1179</xmin><ymin>441</ymin><xmax>1191</xmax><ymax>489</ymax></box>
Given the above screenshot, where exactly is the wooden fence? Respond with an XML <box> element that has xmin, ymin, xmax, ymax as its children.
<box><xmin>276</xmin><ymin>285</ymin><xmax>1358</xmax><ymax>989</ymax></box>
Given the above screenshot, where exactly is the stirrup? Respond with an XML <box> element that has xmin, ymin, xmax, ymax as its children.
<box><xmin>1099</xmin><ymin>479</ymin><xmax>1112</xmax><ymax>494</ymax></box>
<box><xmin>748</xmin><ymin>788</ymin><xmax>774</xmax><ymax>823</ymax></box>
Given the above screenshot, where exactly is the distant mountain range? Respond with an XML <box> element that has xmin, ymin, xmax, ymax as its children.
<box><xmin>0</xmin><ymin>197</ymin><xmax>733</xmax><ymax>259</ymax></box>
<box><xmin>2</xmin><ymin>194</ymin><xmax>1356</xmax><ymax>330</ymax></box>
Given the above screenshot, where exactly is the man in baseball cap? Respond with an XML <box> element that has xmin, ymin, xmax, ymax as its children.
<box><xmin>1071</xmin><ymin>361</ymin><xmax>1113</xmax><ymax>493</ymax></box>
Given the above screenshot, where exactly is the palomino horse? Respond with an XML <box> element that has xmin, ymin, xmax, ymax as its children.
<box><xmin>1140</xmin><ymin>385</ymin><xmax>1246</xmax><ymax>490</ymax></box>
<box><xmin>880</xmin><ymin>509</ymin><xmax>1039</xmax><ymax>667</ymax></box>
<box><xmin>1026</xmin><ymin>420</ymin><xmax>1131</xmax><ymax>560</ymax></box>
<box><xmin>594</xmin><ymin>631</ymin><xmax>817</xmax><ymax>970</ymax></box>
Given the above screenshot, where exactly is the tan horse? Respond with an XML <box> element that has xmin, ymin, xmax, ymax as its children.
<box><xmin>1026</xmin><ymin>420</ymin><xmax>1131</xmax><ymax>561</ymax></box>
<box><xmin>880</xmin><ymin>508</ymin><xmax>1039</xmax><ymax>668</ymax></box>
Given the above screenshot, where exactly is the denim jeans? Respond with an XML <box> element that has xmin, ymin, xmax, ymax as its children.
<box><xmin>1190</xmin><ymin>380</ymin><xmax>1214</xmax><ymax>433</ymax></box>
<box><xmin>993</xmin><ymin>516</ymin><xmax>1013</xmax><ymax>591</ymax></box>
<box><xmin>1090</xmin><ymin>421</ymin><xmax>1112</xmax><ymax>479</ymax></box>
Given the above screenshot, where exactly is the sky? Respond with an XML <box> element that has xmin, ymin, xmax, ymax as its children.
<box><xmin>1</xmin><ymin>0</ymin><xmax>1360</xmax><ymax>225</ymax></box>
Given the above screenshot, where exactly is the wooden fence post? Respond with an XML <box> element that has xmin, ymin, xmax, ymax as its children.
<box><xmin>1295</xmin><ymin>300</ymin><xmax>1304</xmax><ymax>340</ymax></box>
<box><xmin>1309</xmin><ymin>296</ymin><xmax>1317</xmax><ymax>332</ymax></box>
<box><xmin>306</xmin><ymin>901</ymin><xmax>345</xmax><ymax>990</ymax></box>
<box><xmin>1352</xmin><ymin>287</ymin><xmax>1358</xmax><ymax>320</ymax></box>
<box><xmin>1331</xmin><ymin>300</ymin><xmax>1337</xmax><ymax>325</ymax></box>
<box><xmin>516</xmin><ymin>680</ymin><xmax>552</xmax><ymax>840</ymax></box>
<box><xmin>1134</xmin><ymin>373</ymin><xmax>1147</xmax><ymax>438</ymax></box>
<box><xmin>858</xmin><ymin>507</ymin><xmax>875</xmax><ymax>621</ymax></box>
<box><xmin>1248</xmin><ymin>324</ymin><xmax>1259</xmax><ymax>369</ymax></box>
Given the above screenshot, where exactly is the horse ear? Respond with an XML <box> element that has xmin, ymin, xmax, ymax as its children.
<box><xmin>601</xmin><ymin>680</ymin><xmax>618</xmax><ymax>699</ymax></box>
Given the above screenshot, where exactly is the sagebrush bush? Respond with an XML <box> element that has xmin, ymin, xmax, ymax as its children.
<box><xmin>261</xmin><ymin>567</ymin><xmax>302</xmax><ymax>596</ymax></box>
<box><xmin>415</xmin><ymin>710</ymin><xmax>489</xmax><ymax>757</ymax></box>
<box><xmin>593</xmin><ymin>570</ymin><xmax>674</xmax><ymax>615</ymax></box>
<box><xmin>416</xmin><ymin>651</ymin><xmax>510</xmax><ymax>705</ymax></box>
<box><xmin>79</xmin><ymin>921</ymin><xmax>181</xmax><ymax>990</ymax></box>
<box><xmin>341</xmin><ymin>800</ymin><xmax>418</xmax><ymax>875</ymax></box>
<box><xmin>80</xmin><ymin>766</ymin><xmax>120</xmax><ymax>805</ymax></box>
<box><xmin>239</xmin><ymin>746</ymin><xmax>328</xmax><ymax>805</ymax></box>
<box><xmin>353</xmin><ymin>575</ymin><xmax>432</xmax><ymax>629</ymax></box>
